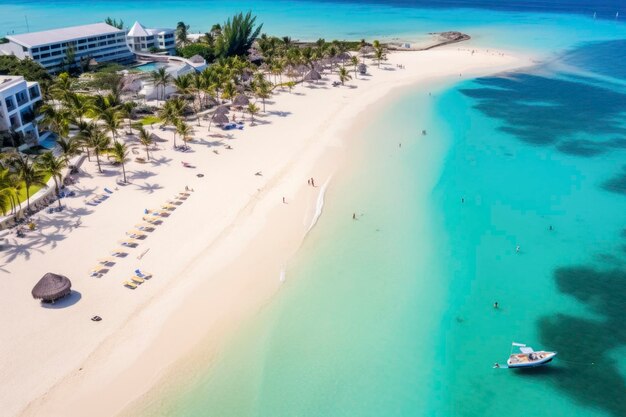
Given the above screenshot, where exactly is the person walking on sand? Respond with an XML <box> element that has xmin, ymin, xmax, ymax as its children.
<box><xmin>353</xmin><ymin>213</ymin><xmax>356</xmax><ymax>220</ymax></box>
<box><xmin>283</xmin><ymin>197</ymin><xmax>286</xmax><ymax>204</ymax></box>
<box><xmin>311</xmin><ymin>178</ymin><xmax>315</xmax><ymax>187</ymax></box>
<box><xmin>307</xmin><ymin>179</ymin><xmax>311</xmax><ymax>186</ymax></box>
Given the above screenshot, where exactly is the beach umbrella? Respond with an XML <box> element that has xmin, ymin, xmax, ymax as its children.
<box><xmin>32</xmin><ymin>273</ymin><xmax>72</xmax><ymax>303</ymax></box>
<box><xmin>212</xmin><ymin>113</ymin><xmax>229</xmax><ymax>125</ymax></box>
<box><xmin>296</xmin><ymin>64</ymin><xmax>310</xmax><ymax>74</ymax></box>
<box><xmin>233</xmin><ymin>94</ymin><xmax>250</xmax><ymax>107</ymax></box>
<box><xmin>303</xmin><ymin>70</ymin><xmax>322</xmax><ymax>82</ymax></box>
<box><xmin>214</xmin><ymin>105</ymin><xmax>230</xmax><ymax>115</ymax></box>
<box><xmin>337</xmin><ymin>52</ymin><xmax>351</xmax><ymax>62</ymax></box>
<box><xmin>360</xmin><ymin>45</ymin><xmax>375</xmax><ymax>55</ymax></box>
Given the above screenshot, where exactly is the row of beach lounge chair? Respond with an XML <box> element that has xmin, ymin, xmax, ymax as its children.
<box><xmin>89</xmin><ymin>190</ymin><xmax>192</xmax><ymax>285</ymax></box>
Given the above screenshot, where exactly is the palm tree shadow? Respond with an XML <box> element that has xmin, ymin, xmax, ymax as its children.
<box><xmin>1</xmin><ymin>237</ymin><xmax>46</xmax><ymax>263</ymax></box>
<box><xmin>196</xmin><ymin>139</ymin><xmax>223</xmax><ymax>148</ymax></box>
<box><xmin>135</xmin><ymin>182</ymin><xmax>163</xmax><ymax>194</ymax></box>
<box><xmin>129</xmin><ymin>170</ymin><xmax>157</xmax><ymax>180</ymax></box>
<box><xmin>150</xmin><ymin>156</ymin><xmax>172</xmax><ymax>166</ymax></box>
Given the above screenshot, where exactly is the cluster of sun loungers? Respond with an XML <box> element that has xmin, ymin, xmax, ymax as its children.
<box><xmin>86</xmin><ymin>188</ymin><xmax>114</xmax><ymax>207</ymax></box>
<box><xmin>87</xmin><ymin>189</ymin><xmax>192</xmax><ymax>290</ymax></box>
<box><xmin>123</xmin><ymin>269</ymin><xmax>153</xmax><ymax>289</ymax></box>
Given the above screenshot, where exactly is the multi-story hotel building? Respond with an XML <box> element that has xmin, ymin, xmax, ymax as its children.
<box><xmin>0</xmin><ymin>75</ymin><xmax>43</xmax><ymax>143</ymax></box>
<box><xmin>0</xmin><ymin>23</ymin><xmax>134</xmax><ymax>72</ymax></box>
<box><xmin>126</xmin><ymin>21</ymin><xmax>176</xmax><ymax>54</ymax></box>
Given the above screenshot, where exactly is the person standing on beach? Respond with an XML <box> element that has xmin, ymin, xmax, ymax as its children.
<box><xmin>311</xmin><ymin>178</ymin><xmax>315</xmax><ymax>187</ymax></box>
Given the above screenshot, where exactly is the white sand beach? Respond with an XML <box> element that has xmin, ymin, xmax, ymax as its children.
<box><xmin>0</xmin><ymin>46</ymin><xmax>532</xmax><ymax>417</ymax></box>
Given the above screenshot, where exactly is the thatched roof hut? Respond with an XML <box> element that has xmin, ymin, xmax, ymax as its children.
<box><xmin>214</xmin><ymin>105</ymin><xmax>230</xmax><ymax>115</ymax></box>
<box><xmin>212</xmin><ymin>113</ymin><xmax>229</xmax><ymax>125</ymax></box>
<box><xmin>360</xmin><ymin>45</ymin><xmax>375</xmax><ymax>55</ymax></box>
<box><xmin>32</xmin><ymin>273</ymin><xmax>72</xmax><ymax>302</ymax></box>
<box><xmin>336</xmin><ymin>52</ymin><xmax>351</xmax><ymax>62</ymax></box>
<box><xmin>232</xmin><ymin>94</ymin><xmax>250</xmax><ymax>106</ymax></box>
<box><xmin>189</xmin><ymin>54</ymin><xmax>205</xmax><ymax>64</ymax></box>
<box><xmin>303</xmin><ymin>70</ymin><xmax>322</xmax><ymax>82</ymax></box>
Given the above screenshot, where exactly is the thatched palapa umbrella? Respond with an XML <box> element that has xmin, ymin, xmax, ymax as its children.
<box><xmin>32</xmin><ymin>273</ymin><xmax>72</xmax><ymax>303</ymax></box>
<box><xmin>214</xmin><ymin>105</ymin><xmax>230</xmax><ymax>115</ymax></box>
<box><xmin>212</xmin><ymin>113</ymin><xmax>229</xmax><ymax>125</ymax></box>
<box><xmin>360</xmin><ymin>45</ymin><xmax>375</xmax><ymax>55</ymax></box>
<box><xmin>336</xmin><ymin>52</ymin><xmax>351</xmax><ymax>63</ymax></box>
<box><xmin>303</xmin><ymin>70</ymin><xmax>322</xmax><ymax>82</ymax></box>
<box><xmin>232</xmin><ymin>94</ymin><xmax>250</xmax><ymax>107</ymax></box>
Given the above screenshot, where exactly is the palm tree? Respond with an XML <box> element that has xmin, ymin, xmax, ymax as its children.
<box><xmin>10</xmin><ymin>155</ymin><xmax>47</xmax><ymax>213</ymax></box>
<box><xmin>338</xmin><ymin>66</ymin><xmax>352</xmax><ymax>85</ymax></box>
<box><xmin>66</xmin><ymin>93</ymin><xmax>90</xmax><ymax>123</ymax></box>
<box><xmin>247</xmin><ymin>103</ymin><xmax>260</xmax><ymax>125</ymax></box>
<box><xmin>374</xmin><ymin>44</ymin><xmax>386</xmax><ymax>68</ymax></box>
<box><xmin>151</xmin><ymin>67</ymin><xmax>172</xmax><ymax>102</ymax></box>
<box><xmin>98</xmin><ymin>107</ymin><xmax>122</xmax><ymax>143</ymax></box>
<box><xmin>350</xmin><ymin>55</ymin><xmax>359</xmax><ymax>78</ymax></box>
<box><xmin>50</xmin><ymin>72</ymin><xmax>75</xmax><ymax>104</ymax></box>
<box><xmin>109</xmin><ymin>141</ymin><xmax>129</xmax><ymax>183</ymax></box>
<box><xmin>120</xmin><ymin>101</ymin><xmax>137</xmax><ymax>134</ymax></box>
<box><xmin>39</xmin><ymin>104</ymin><xmax>70</xmax><ymax>139</ymax></box>
<box><xmin>79</xmin><ymin>124</ymin><xmax>110</xmax><ymax>173</ymax></box>
<box><xmin>0</xmin><ymin>168</ymin><xmax>17</xmax><ymax>216</ymax></box>
<box><xmin>176</xmin><ymin>21</ymin><xmax>190</xmax><ymax>46</ymax></box>
<box><xmin>56</xmin><ymin>136</ymin><xmax>81</xmax><ymax>166</ymax></box>
<box><xmin>37</xmin><ymin>152</ymin><xmax>66</xmax><ymax>210</ymax></box>
<box><xmin>254</xmin><ymin>76</ymin><xmax>272</xmax><ymax>112</ymax></box>
<box><xmin>138</xmin><ymin>127</ymin><xmax>153</xmax><ymax>160</ymax></box>
<box><xmin>176</xmin><ymin>120</ymin><xmax>193</xmax><ymax>148</ymax></box>
<box><xmin>215</xmin><ymin>12</ymin><xmax>263</xmax><ymax>58</ymax></box>
<box><xmin>173</xmin><ymin>73</ymin><xmax>192</xmax><ymax>96</ymax></box>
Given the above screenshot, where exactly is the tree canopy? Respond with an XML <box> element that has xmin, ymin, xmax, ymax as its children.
<box><xmin>215</xmin><ymin>12</ymin><xmax>263</xmax><ymax>58</ymax></box>
<box><xmin>0</xmin><ymin>55</ymin><xmax>51</xmax><ymax>85</ymax></box>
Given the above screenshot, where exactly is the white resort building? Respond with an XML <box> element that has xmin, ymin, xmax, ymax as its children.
<box><xmin>0</xmin><ymin>23</ymin><xmax>134</xmax><ymax>72</ymax></box>
<box><xmin>0</xmin><ymin>75</ymin><xmax>43</xmax><ymax>145</ymax></box>
<box><xmin>126</xmin><ymin>21</ymin><xmax>176</xmax><ymax>55</ymax></box>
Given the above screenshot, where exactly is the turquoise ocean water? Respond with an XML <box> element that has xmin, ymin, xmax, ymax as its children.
<box><xmin>3</xmin><ymin>1</ymin><xmax>625</xmax><ymax>416</ymax></box>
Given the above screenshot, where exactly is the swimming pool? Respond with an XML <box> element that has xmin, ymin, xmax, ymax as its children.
<box><xmin>133</xmin><ymin>62</ymin><xmax>168</xmax><ymax>72</ymax></box>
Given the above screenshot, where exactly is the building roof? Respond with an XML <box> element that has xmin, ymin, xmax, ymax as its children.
<box><xmin>128</xmin><ymin>21</ymin><xmax>174</xmax><ymax>38</ymax></box>
<box><xmin>0</xmin><ymin>75</ymin><xmax>26</xmax><ymax>91</ymax></box>
<box><xmin>127</xmin><ymin>21</ymin><xmax>149</xmax><ymax>38</ymax></box>
<box><xmin>6</xmin><ymin>23</ymin><xmax>123</xmax><ymax>48</ymax></box>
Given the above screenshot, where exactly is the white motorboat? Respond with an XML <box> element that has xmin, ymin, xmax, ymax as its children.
<box><xmin>507</xmin><ymin>342</ymin><xmax>557</xmax><ymax>368</ymax></box>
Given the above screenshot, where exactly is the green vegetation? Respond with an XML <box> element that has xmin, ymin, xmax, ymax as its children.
<box><xmin>0</xmin><ymin>55</ymin><xmax>51</xmax><ymax>85</ymax></box>
<box><xmin>215</xmin><ymin>12</ymin><xmax>263</xmax><ymax>58</ymax></box>
<box><xmin>138</xmin><ymin>115</ymin><xmax>161</xmax><ymax>126</ymax></box>
<box><xmin>176</xmin><ymin>21</ymin><xmax>190</xmax><ymax>46</ymax></box>
<box><xmin>104</xmin><ymin>17</ymin><xmax>124</xmax><ymax>29</ymax></box>
<box><xmin>176</xmin><ymin>43</ymin><xmax>214</xmax><ymax>61</ymax></box>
